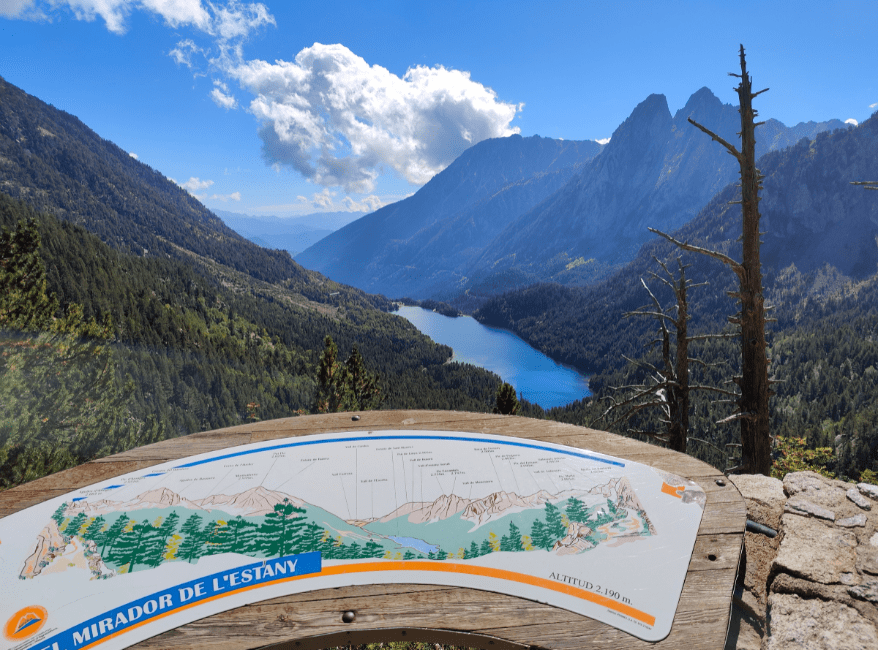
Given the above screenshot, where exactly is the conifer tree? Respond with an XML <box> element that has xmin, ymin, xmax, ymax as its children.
<box><xmin>493</xmin><ymin>382</ymin><xmax>519</xmax><ymax>415</ymax></box>
<box><xmin>100</xmin><ymin>514</ymin><xmax>129</xmax><ymax>558</ymax></box>
<box><xmin>221</xmin><ymin>516</ymin><xmax>258</xmax><ymax>554</ymax></box>
<box><xmin>258</xmin><ymin>498</ymin><xmax>307</xmax><ymax>557</ymax></box>
<box><xmin>110</xmin><ymin>519</ymin><xmax>162</xmax><ymax>573</ymax></box>
<box><xmin>507</xmin><ymin>521</ymin><xmax>523</xmax><ymax>551</ymax></box>
<box><xmin>345</xmin><ymin>345</ymin><xmax>382</xmax><ymax>411</ymax></box>
<box><xmin>543</xmin><ymin>501</ymin><xmax>566</xmax><ymax>540</ymax></box>
<box><xmin>0</xmin><ymin>219</ymin><xmax>163</xmax><ymax>488</ymax></box>
<box><xmin>0</xmin><ymin>219</ymin><xmax>58</xmax><ymax>331</ymax></box>
<box><xmin>64</xmin><ymin>512</ymin><xmax>88</xmax><ymax>538</ymax></box>
<box><xmin>149</xmin><ymin>511</ymin><xmax>180</xmax><ymax>565</ymax></box>
<box><xmin>314</xmin><ymin>336</ymin><xmax>382</xmax><ymax>413</ymax></box>
<box><xmin>177</xmin><ymin>516</ymin><xmax>208</xmax><ymax>563</ymax></box>
<box><xmin>314</xmin><ymin>335</ymin><xmax>352</xmax><ymax>413</ymax></box>
<box><xmin>530</xmin><ymin>519</ymin><xmax>550</xmax><ymax>550</ymax></box>
<box><xmin>565</xmin><ymin>497</ymin><xmax>588</xmax><ymax>524</ymax></box>
<box><xmin>82</xmin><ymin>516</ymin><xmax>107</xmax><ymax>548</ymax></box>
<box><xmin>51</xmin><ymin>503</ymin><xmax>67</xmax><ymax>528</ymax></box>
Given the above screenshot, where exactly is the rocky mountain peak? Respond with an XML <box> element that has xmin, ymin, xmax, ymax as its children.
<box><xmin>675</xmin><ymin>86</ymin><xmax>724</xmax><ymax>122</ymax></box>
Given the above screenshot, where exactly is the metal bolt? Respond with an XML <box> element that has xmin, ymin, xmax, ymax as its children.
<box><xmin>342</xmin><ymin>610</ymin><xmax>356</xmax><ymax>623</ymax></box>
<box><xmin>352</xmin><ymin>415</ymin><xmax>361</xmax><ymax>421</ymax></box>
<box><xmin>715</xmin><ymin>478</ymin><xmax>726</xmax><ymax>486</ymax></box>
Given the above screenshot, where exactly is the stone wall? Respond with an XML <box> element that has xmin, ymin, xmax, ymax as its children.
<box><xmin>725</xmin><ymin>471</ymin><xmax>878</xmax><ymax>650</ymax></box>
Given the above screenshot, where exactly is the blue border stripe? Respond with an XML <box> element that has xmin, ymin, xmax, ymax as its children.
<box><xmin>174</xmin><ymin>434</ymin><xmax>624</xmax><ymax>468</ymax></box>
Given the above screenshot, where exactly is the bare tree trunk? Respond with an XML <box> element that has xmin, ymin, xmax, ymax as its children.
<box><xmin>649</xmin><ymin>45</ymin><xmax>772</xmax><ymax>475</ymax></box>
<box><xmin>670</xmin><ymin>262</ymin><xmax>689</xmax><ymax>453</ymax></box>
<box><xmin>735</xmin><ymin>50</ymin><xmax>772</xmax><ymax>475</ymax></box>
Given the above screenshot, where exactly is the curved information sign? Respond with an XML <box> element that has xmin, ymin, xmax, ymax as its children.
<box><xmin>1</xmin><ymin>431</ymin><xmax>705</xmax><ymax>648</ymax></box>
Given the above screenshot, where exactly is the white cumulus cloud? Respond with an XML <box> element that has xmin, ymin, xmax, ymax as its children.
<box><xmin>845</xmin><ymin>118</ymin><xmax>858</xmax><ymax>126</ymax></box>
<box><xmin>342</xmin><ymin>195</ymin><xmax>384</xmax><ymax>213</ymax></box>
<box><xmin>310</xmin><ymin>188</ymin><xmax>336</xmax><ymax>209</ymax></box>
<box><xmin>871</xmin><ymin>103</ymin><xmax>878</xmax><ymax>109</ymax></box>
<box><xmin>129</xmin><ymin>151</ymin><xmax>138</xmax><ymax>159</ymax></box>
<box><xmin>210</xmin><ymin>80</ymin><xmax>237</xmax><ymax>109</ymax></box>
<box><xmin>596</xmin><ymin>137</ymin><xmax>611</xmax><ymax>145</ymax></box>
<box><xmin>228</xmin><ymin>43</ymin><xmax>521</xmax><ymax>193</ymax></box>
<box><xmin>178</xmin><ymin>176</ymin><xmax>214</xmax><ymax>192</ymax></box>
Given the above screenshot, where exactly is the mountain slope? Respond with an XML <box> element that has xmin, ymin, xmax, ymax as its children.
<box><xmin>473</xmin><ymin>112</ymin><xmax>878</xmax><ymax>479</ymax></box>
<box><xmin>295</xmin><ymin>134</ymin><xmax>604</xmax><ymax>297</ymax></box>
<box><xmin>0</xmin><ymin>75</ymin><xmax>308</xmax><ymax>286</ymax></box>
<box><xmin>475</xmin><ymin>112</ymin><xmax>878</xmax><ymax>374</ymax></box>
<box><xmin>469</xmin><ymin>88</ymin><xmax>851</xmax><ymax>286</ymax></box>
<box><xmin>0</xmin><ymin>79</ymin><xmax>524</xmax><ymax>488</ymax></box>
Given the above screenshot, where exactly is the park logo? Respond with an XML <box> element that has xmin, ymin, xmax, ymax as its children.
<box><xmin>4</xmin><ymin>605</ymin><xmax>48</xmax><ymax>641</ymax></box>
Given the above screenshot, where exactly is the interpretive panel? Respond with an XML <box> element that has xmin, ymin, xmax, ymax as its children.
<box><xmin>0</xmin><ymin>431</ymin><xmax>706</xmax><ymax>648</ymax></box>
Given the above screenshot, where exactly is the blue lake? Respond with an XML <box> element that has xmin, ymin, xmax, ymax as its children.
<box><xmin>393</xmin><ymin>306</ymin><xmax>591</xmax><ymax>409</ymax></box>
<box><xmin>388</xmin><ymin>535</ymin><xmax>438</xmax><ymax>554</ymax></box>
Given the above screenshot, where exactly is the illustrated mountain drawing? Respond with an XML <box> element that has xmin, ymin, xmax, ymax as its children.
<box><xmin>20</xmin><ymin>476</ymin><xmax>657</xmax><ymax>582</ymax></box>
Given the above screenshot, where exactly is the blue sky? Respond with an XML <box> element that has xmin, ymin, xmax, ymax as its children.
<box><xmin>1</xmin><ymin>0</ymin><xmax>876</xmax><ymax>219</ymax></box>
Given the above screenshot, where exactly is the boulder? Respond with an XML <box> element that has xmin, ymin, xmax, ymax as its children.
<box><xmin>858</xmin><ymin>483</ymin><xmax>878</xmax><ymax>501</ymax></box>
<box><xmin>772</xmin><ymin>514</ymin><xmax>856</xmax><ymax>584</ymax></box>
<box><xmin>783</xmin><ymin>471</ymin><xmax>848</xmax><ymax>510</ymax></box>
<box><xmin>848</xmin><ymin>488</ymin><xmax>873</xmax><ymax>511</ymax></box>
<box><xmin>729</xmin><ymin>474</ymin><xmax>786</xmax><ymax>530</ymax></box>
<box><xmin>858</xmin><ymin>548</ymin><xmax>878</xmax><ymax>576</ymax></box>
<box><xmin>850</xmin><ymin>579</ymin><xmax>878</xmax><ymax>604</ymax></box>
<box><xmin>784</xmin><ymin>495</ymin><xmax>836</xmax><ymax>521</ymax></box>
<box><xmin>838</xmin><ymin>514</ymin><xmax>868</xmax><ymax>528</ymax></box>
<box><xmin>765</xmin><ymin>593</ymin><xmax>878</xmax><ymax>650</ymax></box>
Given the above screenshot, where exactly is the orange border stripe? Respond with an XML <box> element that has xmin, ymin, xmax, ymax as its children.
<box><xmin>661</xmin><ymin>482</ymin><xmax>684</xmax><ymax>498</ymax></box>
<box><xmin>80</xmin><ymin>561</ymin><xmax>654</xmax><ymax>649</ymax></box>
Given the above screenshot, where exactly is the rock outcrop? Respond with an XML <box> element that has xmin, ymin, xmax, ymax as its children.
<box><xmin>726</xmin><ymin>471</ymin><xmax>878</xmax><ymax>649</ymax></box>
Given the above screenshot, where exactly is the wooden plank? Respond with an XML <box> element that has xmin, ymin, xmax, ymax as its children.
<box><xmin>0</xmin><ymin>411</ymin><xmax>745</xmax><ymax>650</ymax></box>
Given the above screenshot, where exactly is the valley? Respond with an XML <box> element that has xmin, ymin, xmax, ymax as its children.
<box><xmin>1</xmin><ymin>65</ymin><xmax>877</xmax><ymax>490</ymax></box>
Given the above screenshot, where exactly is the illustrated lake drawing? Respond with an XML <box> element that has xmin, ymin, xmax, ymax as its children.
<box><xmin>1</xmin><ymin>431</ymin><xmax>706</xmax><ymax>648</ymax></box>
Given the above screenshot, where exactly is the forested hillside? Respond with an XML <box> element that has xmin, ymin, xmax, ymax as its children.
<box><xmin>0</xmin><ymin>186</ymin><xmax>503</xmax><ymax>489</ymax></box>
<box><xmin>477</xmin><ymin>112</ymin><xmax>878</xmax><ymax>481</ymax></box>
<box><xmin>0</xmin><ymin>75</ymin><xmax>308</xmax><ymax>285</ymax></box>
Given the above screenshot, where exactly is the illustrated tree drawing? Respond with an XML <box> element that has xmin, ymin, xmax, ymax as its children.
<box><xmin>649</xmin><ymin>45</ymin><xmax>774</xmax><ymax>475</ymax></box>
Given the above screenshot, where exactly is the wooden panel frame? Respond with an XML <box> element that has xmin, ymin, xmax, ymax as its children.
<box><xmin>0</xmin><ymin>411</ymin><xmax>746</xmax><ymax>649</ymax></box>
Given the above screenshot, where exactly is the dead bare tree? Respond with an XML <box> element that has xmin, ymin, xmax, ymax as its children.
<box><xmin>649</xmin><ymin>45</ymin><xmax>774</xmax><ymax>475</ymax></box>
<box><xmin>602</xmin><ymin>256</ymin><xmax>737</xmax><ymax>453</ymax></box>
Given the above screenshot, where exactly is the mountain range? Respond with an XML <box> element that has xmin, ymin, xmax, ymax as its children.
<box><xmin>213</xmin><ymin>209</ymin><xmax>366</xmax><ymax>257</ymax></box>
<box><xmin>295</xmin><ymin>134</ymin><xmax>605</xmax><ymax>297</ymax></box>
<box><xmin>295</xmin><ymin>87</ymin><xmax>850</xmax><ymax>301</ymax></box>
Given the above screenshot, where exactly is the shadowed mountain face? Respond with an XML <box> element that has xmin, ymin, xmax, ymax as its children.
<box><xmin>473</xmin><ymin>111</ymin><xmax>878</xmax><ymax>375</ymax></box>
<box><xmin>294</xmin><ymin>134</ymin><xmax>604</xmax><ymax>297</ymax></box>
<box><xmin>468</xmin><ymin>88</ymin><xmax>851</xmax><ymax>286</ymax></box>
<box><xmin>295</xmin><ymin>87</ymin><xmax>848</xmax><ymax>300</ymax></box>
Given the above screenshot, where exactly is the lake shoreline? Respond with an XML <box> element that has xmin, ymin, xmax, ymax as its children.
<box><xmin>393</xmin><ymin>306</ymin><xmax>591</xmax><ymax>410</ymax></box>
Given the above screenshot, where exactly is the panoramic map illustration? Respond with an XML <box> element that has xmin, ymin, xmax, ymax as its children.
<box><xmin>1</xmin><ymin>431</ymin><xmax>706</xmax><ymax>647</ymax></box>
